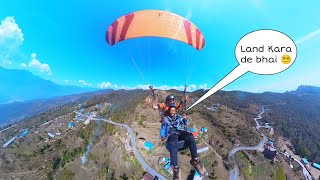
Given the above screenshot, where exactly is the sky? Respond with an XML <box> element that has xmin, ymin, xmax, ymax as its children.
<box><xmin>0</xmin><ymin>0</ymin><xmax>320</xmax><ymax>93</ymax></box>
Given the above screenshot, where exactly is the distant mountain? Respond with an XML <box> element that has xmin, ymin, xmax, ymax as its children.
<box><xmin>0</xmin><ymin>66</ymin><xmax>97</xmax><ymax>103</ymax></box>
<box><xmin>0</xmin><ymin>89</ymin><xmax>113</xmax><ymax>126</ymax></box>
<box><xmin>295</xmin><ymin>85</ymin><xmax>320</xmax><ymax>95</ymax></box>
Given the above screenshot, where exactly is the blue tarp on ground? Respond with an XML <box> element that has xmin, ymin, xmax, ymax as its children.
<box><xmin>164</xmin><ymin>161</ymin><xmax>171</xmax><ymax>170</ymax></box>
<box><xmin>268</xmin><ymin>140</ymin><xmax>274</xmax><ymax>146</ymax></box>
<box><xmin>187</xmin><ymin>127</ymin><xmax>196</xmax><ymax>132</ymax></box>
<box><xmin>312</xmin><ymin>162</ymin><xmax>320</xmax><ymax>170</ymax></box>
<box><xmin>68</xmin><ymin>122</ymin><xmax>74</xmax><ymax>128</ymax></box>
<box><xmin>302</xmin><ymin>158</ymin><xmax>308</xmax><ymax>164</ymax></box>
<box><xmin>201</xmin><ymin>127</ymin><xmax>208</xmax><ymax>132</ymax></box>
<box><xmin>144</xmin><ymin>141</ymin><xmax>154</xmax><ymax>151</ymax></box>
<box><xmin>19</xmin><ymin>129</ymin><xmax>29</xmax><ymax>138</ymax></box>
<box><xmin>163</xmin><ymin>158</ymin><xmax>173</xmax><ymax>175</ymax></box>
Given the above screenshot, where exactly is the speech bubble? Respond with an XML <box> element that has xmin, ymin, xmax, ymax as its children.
<box><xmin>187</xmin><ymin>29</ymin><xmax>297</xmax><ymax>110</ymax></box>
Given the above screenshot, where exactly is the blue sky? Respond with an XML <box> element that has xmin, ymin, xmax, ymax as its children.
<box><xmin>1</xmin><ymin>0</ymin><xmax>320</xmax><ymax>92</ymax></box>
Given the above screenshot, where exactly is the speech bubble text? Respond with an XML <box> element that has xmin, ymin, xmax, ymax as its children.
<box><xmin>187</xmin><ymin>30</ymin><xmax>297</xmax><ymax>110</ymax></box>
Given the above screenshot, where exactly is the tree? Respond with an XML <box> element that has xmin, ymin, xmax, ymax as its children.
<box><xmin>120</xmin><ymin>173</ymin><xmax>128</xmax><ymax>180</ymax></box>
<box><xmin>209</xmin><ymin>169</ymin><xmax>217</xmax><ymax>179</ymax></box>
<box><xmin>300</xmin><ymin>147</ymin><xmax>311</xmax><ymax>157</ymax></box>
<box><xmin>213</xmin><ymin>160</ymin><xmax>218</xmax><ymax>167</ymax></box>
<box><xmin>59</xmin><ymin>169</ymin><xmax>74</xmax><ymax>180</ymax></box>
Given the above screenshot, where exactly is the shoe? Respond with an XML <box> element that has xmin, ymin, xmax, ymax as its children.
<box><xmin>172</xmin><ymin>166</ymin><xmax>181</xmax><ymax>180</ymax></box>
<box><xmin>190</xmin><ymin>158</ymin><xmax>205</xmax><ymax>176</ymax></box>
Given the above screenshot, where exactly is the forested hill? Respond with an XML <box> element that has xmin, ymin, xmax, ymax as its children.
<box><xmin>194</xmin><ymin>85</ymin><xmax>320</xmax><ymax>162</ymax></box>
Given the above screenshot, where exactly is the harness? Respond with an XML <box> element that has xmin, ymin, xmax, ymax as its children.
<box><xmin>164</xmin><ymin>115</ymin><xmax>189</xmax><ymax>152</ymax></box>
<box><xmin>167</xmin><ymin>115</ymin><xmax>185</xmax><ymax>134</ymax></box>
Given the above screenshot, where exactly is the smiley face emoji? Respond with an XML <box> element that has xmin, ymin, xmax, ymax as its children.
<box><xmin>281</xmin><ymin>55</ymin><xmax>291</xmax><ymax>64</ymax></box>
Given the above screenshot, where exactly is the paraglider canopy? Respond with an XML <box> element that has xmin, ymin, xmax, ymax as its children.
<box><xmin>106</xmin><ymin>9</ymin><xmax>205</xmax><ymax>50</ymax></box>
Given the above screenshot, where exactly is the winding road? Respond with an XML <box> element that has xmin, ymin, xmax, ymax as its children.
<box><xmin>293</xmin><ymin>157</ymin><xmax>313</xmax><ymax>180</ymax></box>
<box><xmin>280</xmin><ymin>152</ymin><xmax>313</xmax><ymax>180</ymax></box>
<box><xmin>228</xmin><ymin>107</ymin><xmax>313</xmax><ymax>180</ymax></box>
<box><xmin>75</xmin><ymin>111</ymin><xmax>167</xmax><ymax>180</ymax></box>
<box><xmin>229</xmin><ymin>108</ymin><xmax>267</xmax><ymax>180</ymax></box>
<box><xmin>0</xmin><ymin>125</ymin><xmax>16</xmax><ymax>134</ymax></box>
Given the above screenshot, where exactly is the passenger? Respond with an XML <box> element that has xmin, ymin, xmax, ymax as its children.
<box><xmin>159</xmin><ymin>104</ymin><xmax>204</xmax><ymax>180</ymax></box>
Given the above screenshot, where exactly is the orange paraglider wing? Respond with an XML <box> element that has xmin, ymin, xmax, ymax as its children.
<box><xmin>106</xmin><ymin>10</ymin><xmax>205</xmax><ymax>50</ymax></box>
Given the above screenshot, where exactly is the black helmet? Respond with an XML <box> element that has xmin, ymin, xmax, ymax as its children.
<box><xmin>166</xmin><ymin>95</ymin><xmax>174</xmax><ymax>102</ymax></box>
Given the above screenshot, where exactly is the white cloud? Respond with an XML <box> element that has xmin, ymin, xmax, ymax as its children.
<box><xmin>79</xmin><ymin>80</ymin><xmax>92</xmax><ymax>86</ymax></box>
<box><xmin>198</xmin><ymin>83</ymin><xmax>208</xmax><ymax>90</ymax></box>
<box><xmin>28</xmin><ymin>53</ymin><xmax>51</xmax><ymax>74</ymax></box>
<box><xmin>98</xmin><ymin>82</ymin><xmax>207</xmax><ymax>92</ymax></box>
<box><xmin>295</xmin><ymin>29</ymin><xmax>320</xmax><ymax>45</ymax></box>
<box><xmin>31</xmin><ymin>53</ymin><xmax>36</xmax><ymax>59</ymax></box>
<box><xmin>0</xmin><ymin>54</ymin><xmax>13</xmax><ymax>67</ymax></box>
<box><xmin>0</xmin><ymin>16</ymin><xmax>24</xmax><ymax>48</ymax></box>
<box><xmin>135</xmin><ymin>84</ymin><xmax>151</xmax><ymax>90</ymax></box>
<box><xmin>100</xmin><ymin>82</ymin><xmax>112</xmax><ymax>88</ymax></box>
<box><xmin>156</xmin><ymin>85</ymin><xmax>185</xmax><ymax>91</ymax></box>
<box><xmin>64</xmin><ymin>80</ymin><xmax>70</xmax><ymax>84</ymax></box>
<box><xmin>2</xmin><ymin>59</ymin><xmax>12</xmax><ymax>65</ymax></box>
<box><xmin>0</xmin><ymin>17</ymin><xmax>51</xmax><ymax>75</ymax></box>
<box><xmin>188</xmin><ymin>84</ymin><xmax>197</xmax><ymax>91</ymax></box>
<box><xmin>99</xmin><ymin>82</ymin><xmax>135</xmax><ymax>90</ymax></box>
<box><xmin>153</xmin><ymin>84</ymin><xmax>206</xmax><ymax>92</ymax></box>
<box><xmin>20</xmin><ymin>63</ymin><xmax>27</xmax><ymax>68</ymax></box>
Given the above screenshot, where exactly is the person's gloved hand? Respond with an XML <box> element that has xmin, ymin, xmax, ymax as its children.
<box><xmin>153</xmin><ymin>104</ymin><xmax>159</xmax><ymax>110</ymax></box>
<box><xmin>183</xmin><ymin>95</ymin><xmax>190</xmax><ymax>102</ymax></box>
